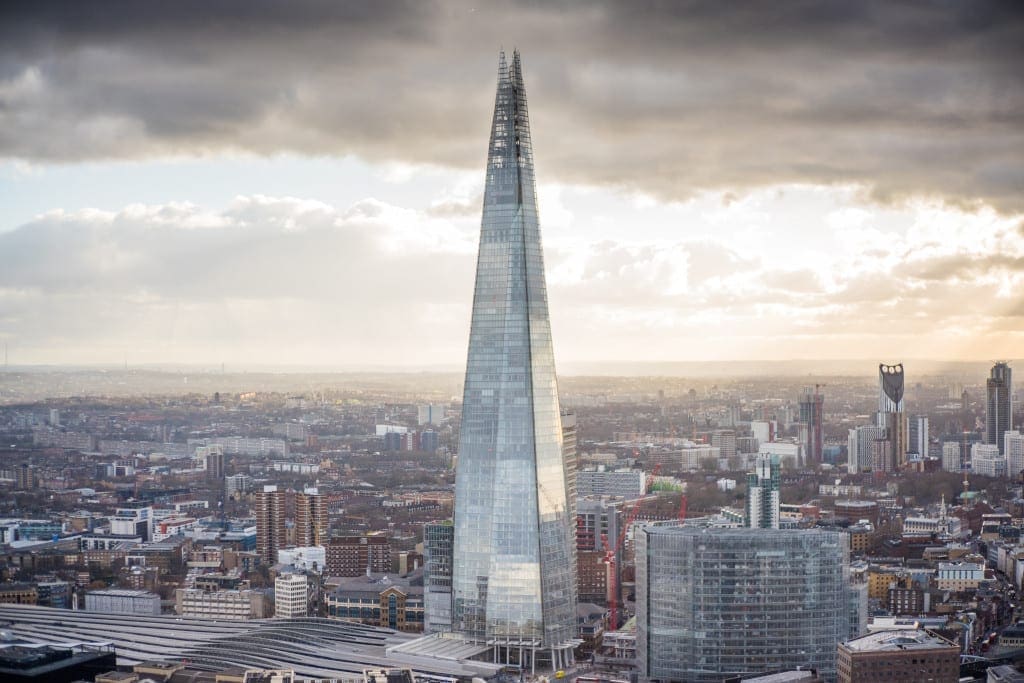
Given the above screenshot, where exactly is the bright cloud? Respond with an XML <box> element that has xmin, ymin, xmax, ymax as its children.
<box><xmin>1</xmin><ymin>186</ymin><xmax>1021</xmax><ymax>366</ymax></box>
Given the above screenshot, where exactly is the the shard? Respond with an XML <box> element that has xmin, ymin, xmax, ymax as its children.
<box><xmin>451</xmin><ymin>50</ymin><xmax>577</xmax><ymax>669</ymax></box>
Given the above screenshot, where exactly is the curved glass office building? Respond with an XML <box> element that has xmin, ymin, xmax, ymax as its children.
<box><xmin>450</xmin><ymin>50</ymin><xmax>576</xmax><ymax>669</ymax></box>
<box><xmin>637</xmin><ymin>525</ymin><xmax>860</xmax><ymax>682</ymax></box>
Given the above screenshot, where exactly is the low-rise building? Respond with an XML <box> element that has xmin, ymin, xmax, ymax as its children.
<box><xmin>847</xmin><ymin>522</ymin><xmax>873</xmax><ymax>553</ymax></box>
<box><xmin>837</xmin><ymin>629</ymin><xmax>959</xmax><ymax>683</ymax></box>
<box><xmin>577</xmin><ymin>468</ymin><xmax>646</xmax><ymax>499</ymax></box>
<box><xmin>936</xmin><ymin>561</ymin><xmax>985</xmax><ymax>591</ymax></box>
<box><xmin>175</xmin><ymin>588</ymin><xmax>268</xmax><ymax>620</ymax></box>
<box><xmin>325</xmin><ymin>572</ymin><xmax>424</xmax><ymax>633</ymax></box>
<box><xmin>277</xmin><ymin>545</ymin><xmax>326</xmax><ymax>572</ymax></box>
<box><xmin>0</xmin><ymin>583</ymin><xmax>37</xmax><ymax>605</ymax></box>
<box><xmin>86</xmin><ymin>588</ymin><xmax>161</xmax><ymax>615</ymax></box>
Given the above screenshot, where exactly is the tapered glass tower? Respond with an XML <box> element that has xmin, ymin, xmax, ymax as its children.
<box><xmin>451</xmin><ymin>50</ymin><xmax>577</xmax><ymax>666</ymax></box>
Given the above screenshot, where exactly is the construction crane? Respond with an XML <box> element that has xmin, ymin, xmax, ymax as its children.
<box><xmin>678</xmin><ymin>492</ymin><xmax>687</xmax><ymax>522</ymax></box>
<box><xmin>601</xmin><ymin>463</ymin><xmax>661</xmax><ymax>631</ymax></box>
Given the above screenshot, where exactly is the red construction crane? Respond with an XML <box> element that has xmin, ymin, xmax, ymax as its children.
<box><xmin>601</xmin><ymin>463</ymin><xmax>661</xmax><ymax>631</ymax></box>
<box><xmin>678</xmin><ymin>493</ymin><xmax>687</xmax><ymax>522</ymax></box>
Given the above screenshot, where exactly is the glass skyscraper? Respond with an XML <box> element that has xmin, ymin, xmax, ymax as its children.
<box><xmin>450</xmin><ymin>50</ymin><xmax>576</xmax><ymax>668</ymax></box>
<box><xmin>987</xmin><ymin>361</ymin><xmax>1013</xmax><ymax>454</ymax></box>
<box><xmin>637</xmin><ymin>525</ymin><xmax>862</xmax><ymax>683</ymax></box>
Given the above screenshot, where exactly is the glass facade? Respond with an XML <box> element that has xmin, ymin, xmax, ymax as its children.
<box><xmin>637</xmin><ymin>525</ymin><xmax>858</xmax><ymax>683</ymax></box>
<box><xmin>424</xmin><ymin>522</ymin><xmax>453</xmax><ymax>633</ymax></box>
<box><xmin>987</xmin><ymin>361</ymin><xmax>1012</xmax><ymax>454</ymax></box>
<box><xmin>451</xmin><ymin>50</ymin><xmax>576</xmax><ymax>650</ymax></box>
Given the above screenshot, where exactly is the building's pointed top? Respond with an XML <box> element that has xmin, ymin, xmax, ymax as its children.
<box><xmin>510</xmin><ymin>48</ymin><xmax>524</xmax><ymax>90</ymax></box>
<box><xmin>497</xmin><ymin>49</ymin><xmax>508</xmax><ymax>82</ymax></box>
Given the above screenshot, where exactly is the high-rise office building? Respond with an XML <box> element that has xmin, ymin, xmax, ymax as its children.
<box><xmin>848</xmin><ymin>425</ymin><xmax>885</xmax><ymax>473</ymax></box>
<box><xmin>942</xmin><ymin>441</ymin><xmax>963</xmax><ymax>473</ymax></box>
<box><xmin>798</xmin><ymin>388</ymin><xmax>824</xmax><ymax>466</ymax></box>
<box><xmin>885</xmin><ymin>411</ymin><xmax>909</xmax><ymax>470</ymax></box>
<box><xmin>636</xmin><ymin>525</ymin><xmax>860</xmax><ymax>683</ymax></box>
<box><xmin>987</xmin><ymin>362</ymin><xmax>1013</xmax><ymax>454</ymax></box>
<box><xmin>449</xmin><ymin>50</ymin><xmax>576</xmax><ymax>669</ymax></box>
<box><xmin>14</xmin><ymin>463</ymin><xmax>36</xmax><ymax>490</ymax></box>
<box><xmin>203</xmin><ymin>446</ymin><xmax>225</xmax><ymax>481</ymax></box>
<box><xmin>295</xmin><ymin>487</ymin><xmax>327</xmax><ymax>548</ymax></box>
<box><xmin>750</xmin><ymin>420</ymin><xmax>775</xmax><ymax>446</ymax></box>
<box><xmin>711</xmin><ymin>429</ymin><xmax>737</xmax><ymax>462</ymax></box>
<box><xmin>255</xmin><ymin>485</ymin><xmax>286</xmax><ymax>565</ymax></box>
<box><xmin>907</xmin><ymin>415</ymin><xmax>929</xmax><ymax>457</ymax></box>
<box><xmin>562</xmin><ymin>409</ymin><xmax>578</xmax><ymax>527</ymax></box>
<box><xmin>576</xmin><ymin>497</ymin><xmax>624</xmax><ymax>606</ymax></box>
<box><xmin>424</xmin><ymin>522</ymin><xmax>454</xmax><ymax>634</ymax></box>
<box><xmin>745</xmin><ymin>453</ymin><xmax>780</xmax><ymax>529</ymax></box>
<box><xmin>871</xmin><ymin>437</ymin><xmax>893</xmax><ymax>473</ymax></box>
<box><xmin>1006</xmin><ymin>431</ymin><xmax>1024</xmax><ymax>478</ymax></box>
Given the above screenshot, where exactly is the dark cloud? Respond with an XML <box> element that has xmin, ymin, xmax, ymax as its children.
<box><xmin>0</xmin><ymin>1</ymin><xmax>1022</xmax><ymax>210</ymax></box>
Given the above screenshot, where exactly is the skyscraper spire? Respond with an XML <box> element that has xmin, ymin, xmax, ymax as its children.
<box><xmin>449</xmin><ymin>50</ymin><xmax>576</xmax><ymax>669</ymax></box>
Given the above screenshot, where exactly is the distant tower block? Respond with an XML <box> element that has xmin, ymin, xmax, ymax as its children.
<box><xmin>987</xmin><ymin>362</ymin><xmax>1013</xmax><ymax>454</ymax></box>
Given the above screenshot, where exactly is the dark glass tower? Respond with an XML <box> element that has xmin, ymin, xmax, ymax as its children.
<box><xmin>798</xmin><ymin>386</ymin><xmax>824</xmax><ymax>466</ymax></box>
<box><xmin>987</xmin><ymin>362</ymin><xmax>1013</xmax><ymax>454</ymax></box>
<box><xmin>451</xmin><ymin>51</ymin><xmax>576</xmax><ymax>666</ymax></box>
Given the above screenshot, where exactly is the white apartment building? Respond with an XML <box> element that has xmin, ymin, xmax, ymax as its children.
<box><xmin>972</xmin><ymin>443</ymin><xmax>1007</xmax><ymax>478</ymax></box>
<box><xmin>577</xmin><ymin>468</ymin><xmax>646</xmax><ymax>499</ymax></box>
<box><xmin>110</xmin><ymin>505</ymin><xmax>153</xmax><ymax>542</ymax></box>
<box><xmin>275</xmin><ymin>573</ymin><xmax>309</xmax><ymax>618</ymax></box>
<box><xmin>1006</xmin><ymin>431</ymin><xmax>1024</xmax><ymax>477</ymax></box>
<box><xmin>942</xmin><ymin>442</ymin><xmax>963</xmax><ymax>473</ymax></box>
<box><xmin>758</xmin><ymin>440</ymin><xmax>802</xmax><ymax>468</ymax></box>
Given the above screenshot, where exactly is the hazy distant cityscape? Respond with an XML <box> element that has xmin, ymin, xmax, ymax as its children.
<box><xmin>0</xmin><ymin>358</ymin><xmax>1021</xmax><ymax>682</ymax></box>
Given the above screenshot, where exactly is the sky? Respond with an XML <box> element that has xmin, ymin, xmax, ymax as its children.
<box><xmin>0</xmin><ymin>1</ymin><xmax>1022</xmax><ymax>369</ymax></box>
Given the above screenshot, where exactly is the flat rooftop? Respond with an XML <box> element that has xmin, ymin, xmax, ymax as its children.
<box><xmin>842</xmin><ymin>629</ymin><xmax>957</xmax><ymax>653</ymax></box>
<box><xmin>0</xmin><ymin>604</ymin><xmax>500</xmax><ymax>681</ymax></box>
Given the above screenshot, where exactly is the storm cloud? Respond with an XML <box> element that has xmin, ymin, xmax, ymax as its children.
<box><xmin>1</xmin><ymin>1</ymin><xmax>1022</xmax><ymax>210</ymax></box>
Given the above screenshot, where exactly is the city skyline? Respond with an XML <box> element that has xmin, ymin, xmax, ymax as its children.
<box><xmin>1</xmin><ymin>3</ymin><xmax>1022</xmax><ymax>367</ymax></box>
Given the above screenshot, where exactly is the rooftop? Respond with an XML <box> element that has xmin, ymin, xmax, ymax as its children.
<box><xmin>842</xmin><ymin>629</ymin><xmax>958</xmax><ymax>653</ymax></box>
<box><xmin>0</xmin><ymin>604</ymin><xmax>499</xmax><ymax>681</ymax></box>
<box><xmin>87</xmin><ymin>588</ymin><xmax>158</xmax><ymax>598</ymax></box>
